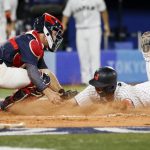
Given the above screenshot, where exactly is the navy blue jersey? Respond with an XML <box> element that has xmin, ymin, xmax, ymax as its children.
<box><xmin>0</xmin><ymin>30</ymin><xmax>49</xmax><ymax>91</ymax></box>
<box><xmin>0</xmin><ymin>30</ymin><xmax>47</xmax><ymax>68</ymax></box>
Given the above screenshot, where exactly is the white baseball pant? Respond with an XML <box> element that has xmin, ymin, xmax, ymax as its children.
<box><xmin>76</xmin><ymin>27</ymin><xmax>101</xmax><ymax>84</ymax></box>
<box><xmin>146</xmin><ymin>61</ymin><xmax>150</xmax><ymax>80</ymax></box>
<box><xmin>0</xmin><ymin>63</ymin><xmax>30</xmax><ymax>89</ymax></box>
<box><xmin>0</xmin><ymin>22</ymin><xmax>7</xmax><ymax>44</ymax></box>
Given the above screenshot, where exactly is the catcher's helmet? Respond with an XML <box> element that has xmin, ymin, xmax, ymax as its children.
<box><xmin>33</xmin><ymin>13</ymin><xmax>63</xmax><ymax>52</ymax></box>
<box><xmin>89</xmin><ymin>66</ymin><xmax>117</xmax><ymax>96</ymax></box>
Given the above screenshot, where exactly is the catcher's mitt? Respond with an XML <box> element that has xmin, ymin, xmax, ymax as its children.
<box><xmin>141</xmin><ymin>31</ymin><xmax>150</xmax><ymax>53</ymax></box>
<box><xmin>59</xmin><ymin>89</ymin><xmax>78</xmax><ymax>100</ymax></box>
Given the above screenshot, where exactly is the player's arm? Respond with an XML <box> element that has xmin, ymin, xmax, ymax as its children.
<box><xmin>62</xmin><ymin>16</ymin><xmax>69</xmax><ymax>32</ymax></box>
<box><xmin>121</xmin><ymin>99</ymin><xmax>134</xmax><ymax>108</ymax></box>
<box><xmin>4</xmin><ymin>0</ymin><xmax>13</xmax><ymax>37</ymax></box>
<box><xmin>37</xmin><ymin>58</ymin><xmax>48</xmax><ymax>69</ymax></box>
<box><xmin>26</xmin><ymin>63</ymin><xmax>62</xmax><ymax>104</ymax></box>
<box><xmin>5</xmin><ymin>10</ymin><xmax>12</xmax><ymax>25</ymax></box>
<box><xmin>62</xmin><ymin>0</ymin><xmax>72</xmax><ymax>32</ymax></box>
<box><xmin>38</xmin><ymin>58</ymin><xmax>64</xmax><ymax>93</ymax></box>
<box><xmin>67</xmin><ymin>86</ymin><xmax>94</xmax><ymax>106</ymax></box>
<box><xmin>4</xmin><ymin>0</ymin><xmax>12</xmax><ymax>24</ymax></box>
<box><xmin>101</xmin><ymin>10</ymin><xmax>111</xmax><ymax>36</ymax></box>
<box><xmin>67</xmin><ymin>97</ymin><xmax>79</xmax><ymax>106</ymax></box>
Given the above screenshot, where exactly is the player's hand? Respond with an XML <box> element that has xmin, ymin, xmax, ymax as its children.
<box><xmin>104</xmin><ymin>25</ymin><xmax>111</xmax><ymax>37</ymax></box>
<box><xmin>62</xmin><ymin>24</ymin><xmax>67</xmax><ymax>34</ymax></box>
<box><xmin>43</xmin><ymin>88</ymin><xmax>62</xmax><ymax>104</ymax></box>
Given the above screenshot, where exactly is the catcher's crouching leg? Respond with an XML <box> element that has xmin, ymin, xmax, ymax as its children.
<box><xmin>0</xmin><ymin>86</ymin><xmax>43</xmax><ymax>111</ymax></box>
<box><xmin>0</xmin><ymin>73</ymin><xmax>50</xmax><ymax>111</ymax></box>
<box><xmin>0</xmin><ymin>89</ymin><xmax>28</xmax><ymax>111</ymax></box>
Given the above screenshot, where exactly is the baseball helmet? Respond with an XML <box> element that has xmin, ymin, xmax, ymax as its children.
<box><xmin>89</xmin><ymin>66</ymin><xmax>117</xmax><ymax>96</ymax></box>
<box><xmin>33</xmin><ymin>13</ymin><xmax>63</xmax><ymax>52</ymax></box>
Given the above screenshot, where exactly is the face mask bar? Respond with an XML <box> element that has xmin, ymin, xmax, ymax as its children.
<box><xmin>52</xmin><ymin>30</ymin><xmax>63</xmax><ymax>51</ymax></box>
<box><xmin>44</xmin><ymin>23</ymin><xmax>63</xmax><ymax>52</ymax></box>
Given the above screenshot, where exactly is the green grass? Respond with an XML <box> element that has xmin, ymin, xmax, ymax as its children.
<box><xmin>0</xmin><ymin>89</ymin><xmax>14</xmax><ymax>98</ymax></box>
<box><xmin>0</xmin><ymin>85</ymin><xmax>86</xmax><ymax>98</ymax></box>
<box><xmin>0</xmin><ymin>134</ymin><xmax>150</xmax><ymax>150</ymax></box>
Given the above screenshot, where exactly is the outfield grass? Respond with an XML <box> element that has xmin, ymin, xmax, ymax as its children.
<box><xmin>0</xmin><ymin>134</ymin><xmax>150</xmax><ymax>150</ymax></box>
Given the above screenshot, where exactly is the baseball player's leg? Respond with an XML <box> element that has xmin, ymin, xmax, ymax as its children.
<box><xmin>0</xmin><ymin>23</ymin><xmax>7</xmax><ymax>44</ymax></box>
<box><xmin>88</xmin><ymin>27</ymin><xmax>101</xmax><ymax>75</ymax></box>
<box><xmin>9</xmin><ymin>0</ymin><xmax>18</xmax><ymax>38</ymax></box>
<box><xmin>0</xmin><ymin>63</ymin><xmax>31</xmax><ymax>89</ymax></box>
<box><xmin>76</xmin><ymin>29</ymin><xmax>91</xmax><ymax>84</ymax></box>
<box><xmin>10</xmin><ymin>0</ymin><xmax>18</xmax><ymax>22</ymax></box>
<box><xmin>146</xmin><ymin>61</ymin><xmax>150</xmax><ymax>80</ymax></box>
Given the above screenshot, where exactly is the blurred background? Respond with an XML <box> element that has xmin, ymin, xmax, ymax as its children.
<box><xmin>17</xmin><ymin>0</ymin><xmax>150</xmax><ymax>50</ymax></box>
<box><xmin>9</xmin><ymin>0</ymin><xmax>150</xmax><ymax>84</ymax></box>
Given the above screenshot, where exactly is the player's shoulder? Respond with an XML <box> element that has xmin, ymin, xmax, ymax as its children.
<box><xmin>26</xmin><ymin>30</ymin><xmax>44</xmax><ymax>57</ymax></box>
<box><xmin>25</xmin><ymin>30</ymin><xmax>38</xmax><ymax>39</ymax></box>
<box><xmin>115</xmin><ymin>81</ymin><xmax>129</xmax><ymax>93</ymax></box>
<box><xmin>114</xmin><ymin>82</ymin><xmax>131</xmax><ymax>99</ymax></box>
<box><xmin>117</xmin><ymin>81</ymin><xmax>128</xmax><ymax>87</ymax></box>
<box><xmin>135</xmin><ymin>81</ymin><xmax>150</xmax><ymax>89</ymax></box>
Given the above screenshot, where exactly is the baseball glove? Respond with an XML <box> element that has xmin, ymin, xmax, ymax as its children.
<box><xmin>141</xmin><ymin>31</ymin><xmax>150</xmax><ymax>53</ymax></box>
<box><xmin>59</xmin><ymin>89</ymin><xmax>78</xmax><ymax>100</ymax></box>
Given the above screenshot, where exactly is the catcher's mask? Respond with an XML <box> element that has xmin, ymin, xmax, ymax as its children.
<box><xmin>33</xmin><ymin>13</ymin><xmax>63</xmax><ymax>52</ymax></box>
<box><xmin>89</xmin><ymin>66</ymin><xmax>117</xmax><ymax>97</ymax></box>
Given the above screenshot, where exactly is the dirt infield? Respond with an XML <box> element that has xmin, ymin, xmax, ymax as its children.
<box><xmin>0</xmin><ymin>97</ymin><xmax>150</xmax><ymax>128</ymax></box>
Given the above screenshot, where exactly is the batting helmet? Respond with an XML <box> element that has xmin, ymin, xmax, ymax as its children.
<box><xmin>89</xmin><ymin>66</ymin><xmax>117</xmax><ymax>96</ymax></box>
<box><xmin>33</xmin><ymin>13</ymin><xmax>63</xmax><ymax>52</ymax></box>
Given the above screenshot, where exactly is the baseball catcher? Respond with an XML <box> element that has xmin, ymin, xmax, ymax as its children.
<box><xmin>0</xmin><ymin>13</ymin><xmax>78</xmax><ymax>111</ymax></box>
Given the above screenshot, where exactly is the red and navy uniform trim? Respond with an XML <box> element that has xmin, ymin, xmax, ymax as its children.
<box><xmin>7</xmin><ymin>30</ymin><xmax>44</xmax><ymax>67</ymax></box>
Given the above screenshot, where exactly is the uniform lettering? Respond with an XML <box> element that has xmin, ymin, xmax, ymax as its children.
<box><xmin>73</xmin><ymin>5</ymin><xmax>96</xmax><ymax>14</ymax></box>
